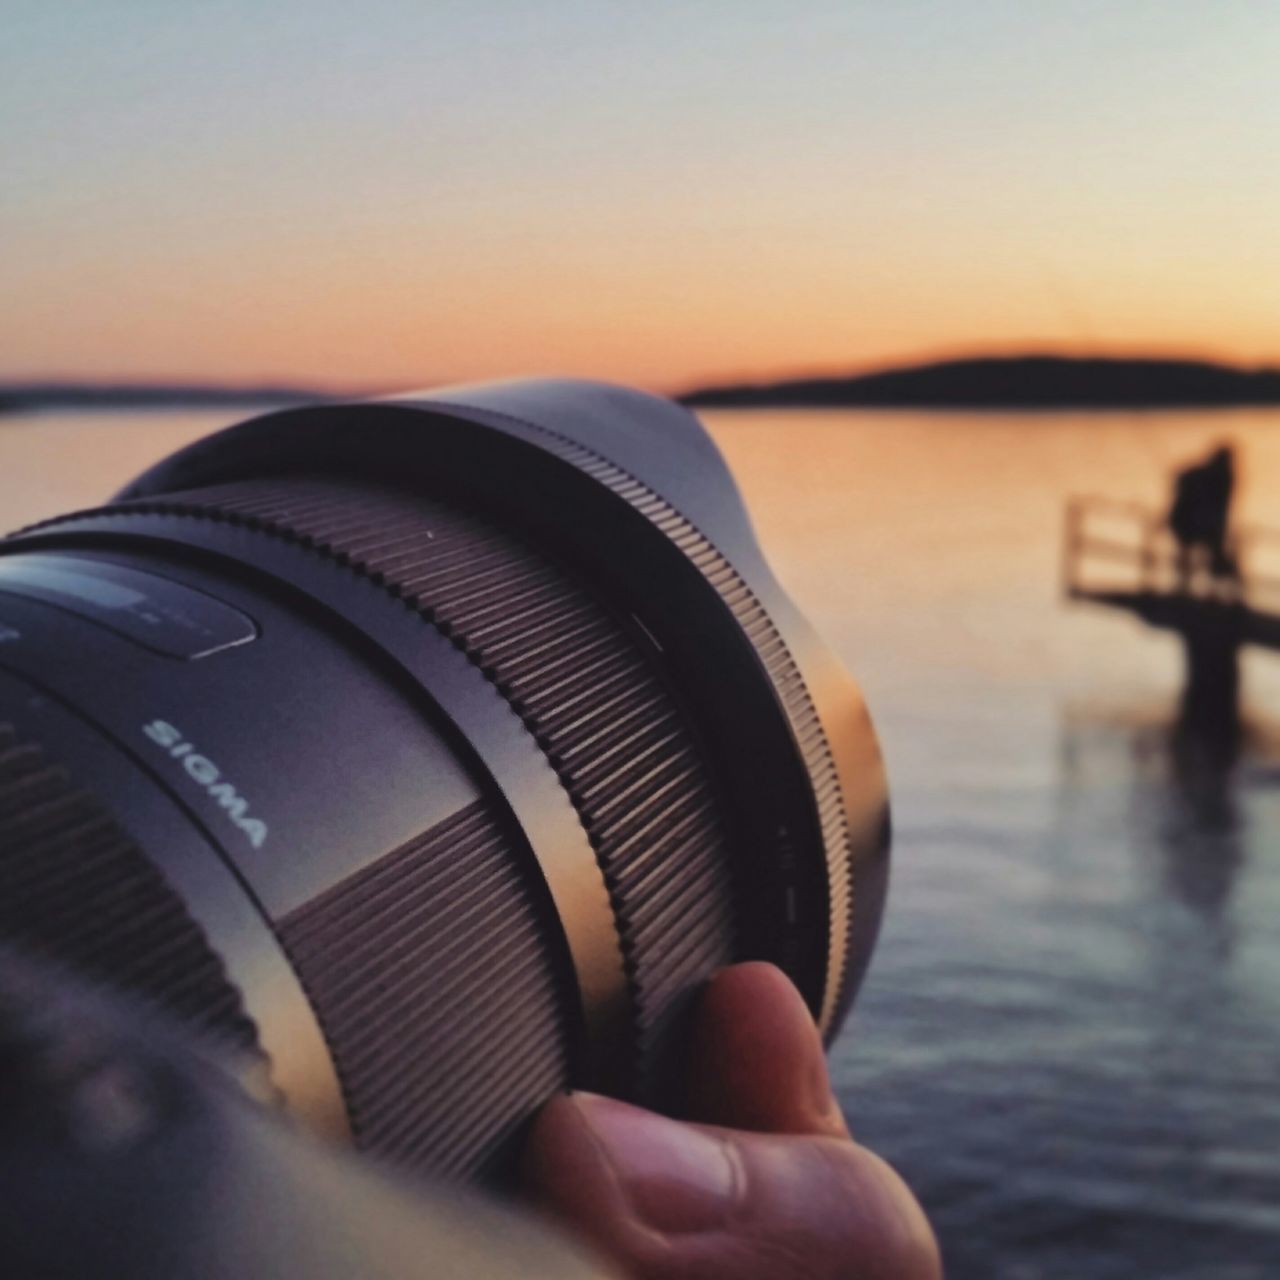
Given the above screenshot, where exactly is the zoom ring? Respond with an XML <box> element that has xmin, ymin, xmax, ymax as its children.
<box><xmin>0</xmin><ymin>720</ymin><xmax>261</xmax><ymax>1055</ymax></box>
<box><xmin>110</xmin><ymin>478</ymin><xmax>738</xmax><ymax>1083</ymax></box>
<box><xmin>277</xmin><ymin>798</ymin><xmax>568</xmax><ymax>1181</ymax></box>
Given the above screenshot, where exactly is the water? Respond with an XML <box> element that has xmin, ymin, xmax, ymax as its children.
<box><xmin>5</xmin><ymin>405</ymin><xmax>1280</xmax><ymax>1277</ymax></box>
<box><xmin>707</xmin><ymin>408</ymin><xmax>1280</xmax><ymax>1280</ymax></box>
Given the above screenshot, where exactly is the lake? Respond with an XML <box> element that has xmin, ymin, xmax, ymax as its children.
<box><xmin>4</xmin><ymin>404</ymin><xmax>1280</xmax><ymax>1278</ymax></box>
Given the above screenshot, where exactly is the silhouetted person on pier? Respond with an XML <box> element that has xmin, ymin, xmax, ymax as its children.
<box><xmin>1169</xmin><ymin>445</ymin><xmax>1238</xmax><ymax>594</ymax></box>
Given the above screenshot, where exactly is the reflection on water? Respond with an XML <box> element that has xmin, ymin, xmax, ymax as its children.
<box><xmin>5</xmin><ymin>406</ymin><xmax>1280</xmax><ymax>1277</ymax></box>
<box><xmin>1147</xmin><ymin>718</ymin><xmax>1242</xmax><ymax>930</ymax></box>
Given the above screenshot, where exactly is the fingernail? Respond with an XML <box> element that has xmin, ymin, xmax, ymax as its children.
<box><xmin>809</xmin><ymin>1055</ymin><xmax>846</xmax><ymax>1131</ymax></box>
<box><xmin>570</xmin><ymin>1094</ymin><xmax>739</xmax><ymax>1234</ymax></box>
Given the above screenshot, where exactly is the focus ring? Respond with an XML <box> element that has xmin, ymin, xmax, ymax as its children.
<box><xmin>428</xmin><ymin>401</ymin><xmax>855</xmax><ymax>1032</ymax></box>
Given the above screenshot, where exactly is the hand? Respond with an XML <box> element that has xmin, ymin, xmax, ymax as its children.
<box><xmin>522</xmin><ymin>962</ymin><xmax>941</xmax><ymax>1279</ymax></box>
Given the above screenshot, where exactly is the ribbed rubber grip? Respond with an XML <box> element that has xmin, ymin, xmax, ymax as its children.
<box><xmin>0</xmin><ymin>720</ymin><xmax>259</xmax><ymax>1054</ymax></box>
<box><xmin>119</xmin><ymin>477</ymin><xmax>736</xmax><ymax>1076</ymax></box>
<box><xmin>278</xmin><ymin>799</ymin><xmax>567</xmax><ymax>1182</ymax></box>
<box><xmin>489</xmin><ymin>419</ymin><xmax>857</xmax><ymax>1031</ymax></box>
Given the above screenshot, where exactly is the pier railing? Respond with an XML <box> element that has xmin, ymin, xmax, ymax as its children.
<box><xmin>1063</xmin><ymin>496</ymin><xmax>1280</xmax><ymax>610</ymax></box>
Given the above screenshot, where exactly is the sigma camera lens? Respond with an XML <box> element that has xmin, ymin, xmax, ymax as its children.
<box><xmin>0</xmin><ymin>379</ymin><xmax>889</xmax><ymax>1183</ymax></box>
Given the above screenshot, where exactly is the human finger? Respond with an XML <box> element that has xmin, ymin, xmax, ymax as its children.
<box><xmin>686</xmin><ymin>961</ymin><xmax>849</xmax><ymax>1139</ymax></box>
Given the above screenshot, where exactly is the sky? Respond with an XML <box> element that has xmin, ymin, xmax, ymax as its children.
<box><xmin>2</xmin><ymin>1</ymin><xmax>1278</xmax><ymax>393</ymax></box>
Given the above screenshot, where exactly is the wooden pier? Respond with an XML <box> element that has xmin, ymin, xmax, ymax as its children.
<box><xmin>1063</xmin><ymin>496</ymin><xmax>1280</xmax><ymax>732</ymax></box>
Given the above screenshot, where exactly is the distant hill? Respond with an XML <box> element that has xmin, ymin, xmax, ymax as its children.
<box><xmin>0</xmin><ymin>382</ymin><xmax>350</xmax><ymax>414</ymax></box>
<box><xmin>682</xmin><ymin>356</ymin><xmax>1280</xmax><ymax>410</ymax></box>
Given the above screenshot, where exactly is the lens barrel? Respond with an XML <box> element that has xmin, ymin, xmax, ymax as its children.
<box><xmin>0</xmin><ymin>379</ymin><xmax>888</xmax><ymax>1181</ymax></box>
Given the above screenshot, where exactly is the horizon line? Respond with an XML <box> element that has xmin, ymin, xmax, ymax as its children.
<box><xmin>5</xmin><ymin>343</ymin><xmax>1279</xmax><ymax>408</ymax></box>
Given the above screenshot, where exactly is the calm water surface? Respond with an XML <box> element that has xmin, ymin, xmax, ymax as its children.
<box><xmin>4</xmin><ymin>406</ymin><xmax>1280</xmax><ymax>1278</ymax></box>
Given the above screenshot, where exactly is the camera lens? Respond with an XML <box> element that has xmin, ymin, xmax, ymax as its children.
<box><xmin>0</xmin><ymin>379</ymin><xmax>888</xmax><ymax>1182</ymax></box>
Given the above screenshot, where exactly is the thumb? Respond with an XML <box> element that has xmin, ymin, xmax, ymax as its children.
<box><xmin>522</xmin><ymin>1093</ymin><xmax>940</xmax><ymax>1280</ymax></box>
<box><xmin>686</xmin><ymin>962</ymin><xmax>849</xmax><ymax>1138</ymax></box>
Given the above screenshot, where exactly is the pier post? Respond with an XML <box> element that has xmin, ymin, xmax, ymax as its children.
<box><xmin>1179</xmin><ymin>610</ymin><xmax>1243</xmax><ymax>742</ymax></box>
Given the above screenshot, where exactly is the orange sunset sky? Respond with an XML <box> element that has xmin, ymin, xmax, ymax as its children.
<box><xmin>2</xmin><ymin>3</ymin><xmax>1277</xmax><ymax>395</ymax></box>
